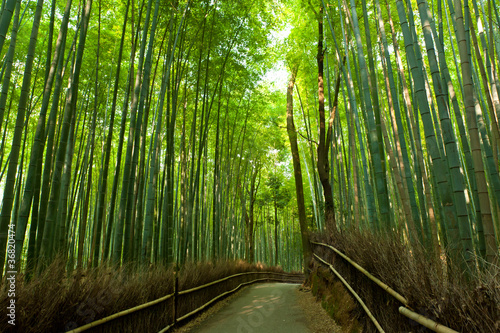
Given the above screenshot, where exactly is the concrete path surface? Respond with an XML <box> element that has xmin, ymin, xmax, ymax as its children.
<box><xmin>190</xmin><ymin>282</ymin><xmax>310</xmax><ymax>333</ymax></box>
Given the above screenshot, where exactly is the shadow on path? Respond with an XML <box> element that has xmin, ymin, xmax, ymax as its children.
<box><xmin>190</xmin><ymin>282</ymin><xmax>310</xmax><ymax>333</ymax></box>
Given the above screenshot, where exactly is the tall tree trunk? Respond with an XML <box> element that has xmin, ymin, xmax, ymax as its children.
<box><xmin>286</xmin><ymin>68</ymin><xmax>312</xmax><ymax>274</ymax></box>
<box><xmin>274</xmin><ymin>198</ymin><xmax>278</xmax><ymax>266</ymax></box>
<box><xmin>417</xmin><ymin>0</ymin><xmax>473</xmax><ymax>258</ymax></box>
<box><xmin>0</xmin><ymin>0</ymin><xmax>19</xmax><ymax>262</ymax></box>
<box><xmin>316</xmin><ymin>5</ymin><xmax>336</xmax><ymax>233</ymax></box>
<box><xmin>16</xmin><ymin>0</ymin><xmax>73</xmax><ymax>267</ymax></box>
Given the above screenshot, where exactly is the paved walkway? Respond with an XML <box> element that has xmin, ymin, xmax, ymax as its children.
<box><xmin>190</xmin><ymin>283</ymin><xmax>310</xmax><ymax>333</ymax></box>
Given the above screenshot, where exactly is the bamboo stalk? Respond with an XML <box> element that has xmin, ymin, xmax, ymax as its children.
<box><xmin>313</xmin><ymin>253</ymin><xmax>385</xmax><ymax>333</ymax></box>
<box><xmin>311</xmin><ymin>241</ymin><xmax>408</xmax><ymax>306</ymax></box>
<box><xmin>399</xmin><ymin>307</ymin><xmax>458</xmax><ymax>333</ymax></box>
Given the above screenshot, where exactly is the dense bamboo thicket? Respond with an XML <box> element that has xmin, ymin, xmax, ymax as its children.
<box><xmin>285</xmin><ymin>0</ymin><xmax>500</xmax><ymax>272</ymax></box>
<box><xmin>0</xmin><ymin>0</ymin><xmax>310</xmax><ymax>278</ymax></box>
<box><xmin>0</xmin><ymin>0</ymin><xmax>499</xmax><ymax>322</ymax></box>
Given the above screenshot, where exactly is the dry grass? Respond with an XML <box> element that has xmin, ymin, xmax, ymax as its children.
<box><xmin>310</xmin><ymin>228</ymin><xmax>500</xmax><ymax>332</ymax></box>
<box><xmin>0</xmin><ymin>259</ymin><xmax>290</xmax><ymax>333</ymax></box>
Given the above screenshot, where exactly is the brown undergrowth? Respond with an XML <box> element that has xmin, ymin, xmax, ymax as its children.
<box><xmin>309</xmin><ymin>266</ymin><xmax>362</xmax><ymax>332</ymax></box>
<box><xmin>309</xmin><ymin>229</ymin><xmax>500</xmax><ymax>332</ymax></box>
<box><xmin>0</xmin><ymin>258</ymin><xmax>289</xmax><ymax>333</ymax></box>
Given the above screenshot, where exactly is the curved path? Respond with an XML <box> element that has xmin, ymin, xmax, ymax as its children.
<box><xmin>190</xmin><ymin>283</ymin><xmax>310</xmax><ymax>333</ymax></box>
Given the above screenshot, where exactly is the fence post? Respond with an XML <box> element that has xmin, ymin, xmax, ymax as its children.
<box><xmin>173</xmin><ymin>271</ymin><xmax>179</xmax><ymax>325</ymax></box>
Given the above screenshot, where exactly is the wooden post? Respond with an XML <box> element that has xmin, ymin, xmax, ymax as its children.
<box><xmin>173</xmin><ymin>271</ymin><xmax>179</xmax><ymax>324</ymax></box>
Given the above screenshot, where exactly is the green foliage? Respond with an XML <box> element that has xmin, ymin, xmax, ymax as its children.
<box><xmin>0</xmin><ymin>0</ymin><xmax>499</xmax><ymax>285</ymax></box>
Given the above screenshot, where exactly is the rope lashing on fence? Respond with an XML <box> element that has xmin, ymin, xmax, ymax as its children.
<box><xmin>67</xmin><ymin>271</ymin><xmax>303</xmax><ymax>333</ymax></box>
<box><xmin>311</xmin><ymin>242</ymin><xmax>459</xmax><ymax>333</ymax></box>
<box><xmin>313</xmin><ymin>253</ymin><xmax>386</xmax><ymax>333</ymax></box>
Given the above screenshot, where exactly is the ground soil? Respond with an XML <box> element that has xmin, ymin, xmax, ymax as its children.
<box><xmin>295</xmin><ymin>285</ymin><xmax>343</xmax><ymax>333</ymax></box>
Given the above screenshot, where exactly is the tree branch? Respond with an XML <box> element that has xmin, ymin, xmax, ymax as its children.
<box><xmin>298</xmin><ymin>131</ymin><xmax>318</xmax><ymax>146</ymax></box>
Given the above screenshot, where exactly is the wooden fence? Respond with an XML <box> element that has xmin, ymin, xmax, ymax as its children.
<box><xmin>311</xmin><ymin>241</ymin><xmax>458</xmax><ymax>333</ymax></box>
<box><xmin>67</xmin><ymin>271</ymin><xmax>303</xmax><ymax>333</ymax></box>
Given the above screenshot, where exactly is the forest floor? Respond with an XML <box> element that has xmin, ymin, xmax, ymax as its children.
<box><xmin>172</xmin><ymin>282</ymin><xmax>342</xmax><ymax>333</ymax></box>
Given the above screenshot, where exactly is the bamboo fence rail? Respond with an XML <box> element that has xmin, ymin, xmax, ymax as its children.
<box><xmin>311</xmin><ymin>241</ymin><xmax>459</xmax><ymax>333</ymax></box>
<box><xmin>313</xmin><ymin>253</ymin><xmax>385</xmax><ymax>333</ymax></box>
<box><xmin>398</xmin><ymin>307</ymin><xmax>459</xmax><ymax>333</ymax></box>
<box><xmin>67</xmin><ymin>271</ymin><xmax>303</xmax><ymax>333</ymax></box>
<box><xmin>311</xmin><ymin>241</ymin><xmax>408</xmax><ymax>305</ymax></box>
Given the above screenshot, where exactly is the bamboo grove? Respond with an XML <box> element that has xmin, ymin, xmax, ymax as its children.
<box><xmin>0</xmin><ymin>0</ymin><xmax>308</xmax><ymax>276</ymax></box>
<box><xmin>0</xmin><ymin>0</ymin><xmax>500</xmax><ymax>280</ymax></box>
<box><xmin>285</xmin><ymin>0</ymin><xmax>500</xmax><ymax>271</ymax></box>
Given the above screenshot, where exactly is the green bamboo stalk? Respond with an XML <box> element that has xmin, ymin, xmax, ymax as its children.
<box><xmin>0</xmin><ymin>0</ymin><xmax>16</xmax><ymax>56</ymax></box>
<box><xmin>359</xmin><ymin>0</ymin><xmax>391</xmax><ymax>230</ymax></box>
<box><xmin>93</xmin><ymin>0</ymin><xmax>130</xmax><ymax>266</ymax></box>
<box><xmin>453</xmin><ymin>0</ymin><xmax>499</xmax><ymax>263</ymax></box>
<box><xmin>417</xmin><ymin>0</ymin><xmax>474</xmax><ymax>260</ymax></box>
<box><xmin>396</xmin><ymin>0</ymin><xmax>466</xmax><ymax>265</ymax></box>
<box><xmin>0</xmin><ymin>0</ymin><xmax>44</xmax><ymax>276</ymax></box>
<box><xmin>113</xmin><ymin>0</ymin><xmax>153</xmax><ymax>264</ymax></box>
